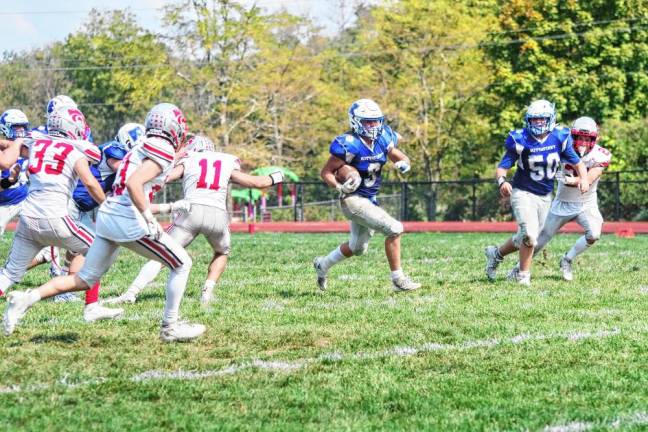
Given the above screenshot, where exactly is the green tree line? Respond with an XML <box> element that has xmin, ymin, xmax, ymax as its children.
<box><xmin>0</xmin><ymin>0</ymin><xmax>645</xmax><ymax>181</ymax></box>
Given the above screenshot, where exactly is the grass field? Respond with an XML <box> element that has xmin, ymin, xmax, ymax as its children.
<box><xmin>0</xmin><ymin>231</ymin><xmax>647</xmax><ymax>431</ymax></box>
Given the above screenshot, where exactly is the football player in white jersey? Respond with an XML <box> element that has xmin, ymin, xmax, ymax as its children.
<box><xmin>104</xmin><ymin>134</ymin><xmax>284</xmax><ymax>305</ymax></box>
<box><xmin>506</xmin><ymin>117</ymin><xmax>612</xmax><ymax>281</ymax></box>
<box><xmin>3</xmin><ymin>103</ymin><xmax>205</xmax><ymax>342</ymax></box>
<box><xmin>0</xmin><ymin>106</ymin><xmax>123</xmax><ymax>323</ymax></box>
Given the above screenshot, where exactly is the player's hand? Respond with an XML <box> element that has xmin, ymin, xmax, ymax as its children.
<box><xmin>269</xmin><ymin>171</ymin><xmax>284</xmax><ymax>185</ymax></box>
<box><xmin>499</xmin><ymin>181</ymin><xmax>512</xmax><ymax>198</ymax></box>
<box><xmin>170</xmin><ymin>200</ymin><xmax>191</xmax><ymax>213</ymax></box>
<box><xmin>578</xmin><ymin>177</ymin><xmax>590</xmax><ymax>194</ymax></box>
<box><xmin>556</xmin><ymin>170</ymin><xmax>578</xmax><ymax>186</ymax></box>
<box><xmin>8</xmin><ymin>163</ymin><xmax>21</xmax><ymax>182</ymax></box>
<box><xmin>143</xmin><ymin>209</ymin><xmax>164</xmax><ymax>240</ymax></box>
<box><xmin>337</xmin><ymin>176</ymin><xmax>361</xmax><ymax>194</ymax></box>
<box><xmin>394</xmin><ymin>160</ymin><xmax>411</xmax><ymax>174</ymax></box>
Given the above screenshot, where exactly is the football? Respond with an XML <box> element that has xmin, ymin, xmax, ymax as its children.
<box><xmin>335</xmin><ymin>164</ymin><xmax>360</xmax><ymax>185</ymax></box>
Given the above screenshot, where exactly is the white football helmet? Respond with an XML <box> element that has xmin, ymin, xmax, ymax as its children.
<box><xmin>47</xmin><ymin>95</ymin><xmax>78</xmax><ymax>116</ymax></box>
<box><xmin>0</xmin><ymin>109</ymin><xmax>29</xmax><ymax>140</ymax></box>
<box><xmin>571</xmin><ymin>116</ymin><xmax>598</xmax><ymax>156</ymax></box>
<box><xmin>348</xmin><ymin>99</ymin><xmax>384</xmax><ymax>140</ymax></box>
<box><xmin>144</xmin><ymin>103</ymin><xmax>188</xmax><ymax>149</ymax></box>
<box><xmin>47</xmin><ymin>106</ymin><xmax>88</xmax><ymax>140</ymax></box>
<box><xmin>116</xmin><ymin>122</ymin><xmax>146</xmax><ymax>150</ymax></box>
<box><xmin>186</xmin><ymin>135</ymin><xmax>215</xmax><ymax>152</ymax></box>
<box><xmin>525</xmin><ymin>99</ymin><xmax>556</xmax><ymax>136</ymax></box>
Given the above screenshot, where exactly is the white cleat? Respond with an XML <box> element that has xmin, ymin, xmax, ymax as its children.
<box><xmin>200</xmin><ymin>286</ymin><xmax>214</xmax><ymax>305</ymax></box>
<box><xmin>53</xmin><ymin>292</ymin><xmax>81</xmax><ymax>303</ymax></box>
<box><xmin>516</xmin><ymin>271</ymin><xmax>531</xmax><ymax>286</ymax></box>
<box><xmin>506</xmin><ymin>264</ymin><xmax>520</xmax><ymax>281</ymax></box>
<box><xmin>102</xmin><ymin>291</ymin><xmax>137</xmax><ymax>305</ymax></box>
<box><xmin>4</xmin><ymin>290</ymin><xmax>33</xmax><ymax>336</ymax></box>
<box><xmin>313</xmin><ymin>257</ymin><xmax>328</xmax><ymax>291</ymax></box>
<box><xmin>484</xmin><ymin>246</ymin><xmax>503</xmax><ymax>281</ymax></box>
<box><xmin>84</xmin><ymin>303</ymin><xmax>123</xmax><ymax>323</ymax></box>
<box><xmin>392</xmin><ymin>275</ymin><xmax>421</xmax><ymax>292</ymax></box>
<box><xmin>160</xmin><ymin>320</ymin><xmax>206</xmax><ymax>342</ymax></box>
<box><xmin>560</xmin><ymin>255</ymin><xmax>574</xmax><ymax>281</ymax></box>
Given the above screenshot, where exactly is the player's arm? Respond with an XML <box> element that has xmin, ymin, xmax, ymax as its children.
<box><xmin>165</xmin><ymin>164</ymin><xmax>185</xmax><ymax>183</ymax></box>
<box><xmin>561</xmin><ymin>166</ymin><xmax>605</xmax><ymax>186</ymax></box>
<box><xmin>0</xmin><ymin>139</ymin><xmax>23</xmax><ymax>170</ymax></box>
<box><xmin>320</xmin><ymin>155</ymin><xmax>346</xmax><ymax>189</ymax></box>
<box><xmin>126</xmin><ymin>159</ymin><xmax>163</xmax><ymax>215</ymax></box>
<box><xmin>387</xmin><ymin>148</ymin><xmax>411</xmax><ymax>173</ymax></box>
<box><xmin>74</xmin><ymin>158</ymin><xmax>106</xmax><ymax>205</ymax></box>
<box><xmin>230</xmin><ymin>169</ymin><xmax>282</xmax><ymax>188</ymax></box>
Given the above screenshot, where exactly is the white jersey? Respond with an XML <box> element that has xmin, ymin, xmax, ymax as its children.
<box><xmin>552</xmin><ymin>144</ymin><xmax>612</xmax><ymax>216</ymax></box>
<box><xmin>179</xmin><ymin>150</ymin><xmax>240</xmax><ymax>210</ymax></box>
<box><xmin>20</xmin><ymin>135</ymin><xmax>86</xmax><ymax>218</ymax></box>
<box><xmin>30</xmin><ymin>130</ymin><xmax>101</xmax><ymax>165</ymax></box>
<box><xmin>97</xmin><ymin>136</ymin><xmax>175</xmax><ymax>241</ymax></box>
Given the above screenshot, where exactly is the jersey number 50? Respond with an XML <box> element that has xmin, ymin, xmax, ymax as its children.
<box><xmin>528</xmin><ymin>153</ymin><xmax>560</xmax><ymax>181</ymax></box>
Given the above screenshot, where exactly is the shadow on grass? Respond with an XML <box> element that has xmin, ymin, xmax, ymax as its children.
<box><xmin>30</xmin><ymin>333</ymin><xmax>79</xmax><ymax>344</ymax></box>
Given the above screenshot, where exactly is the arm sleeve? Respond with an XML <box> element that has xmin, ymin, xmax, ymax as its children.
<box><xmin>560</xmin><ymin>136</ymin><xmax>581</xmax><ymax>165</ymax></box>
<box><xmin>103</xmin><ymin>142</ymin><xmax>127</xmax><ymax>161</ymax></box>
<box><xmin>497</xmin><ymin>135</ymin><xmax>518</xmax><ymax>169</ymax></box>
<box><xmin>72</xmin><ymin>140</ymin><xmax>101</xmax><ymax>164</ymax></box>
<box><xmin>330</xmin><ymin>137</ymin><xmax>354</xmax><ymax>163</ymax></box>
<box><xmin>384</xmin><ymin>126</ymin><xmax>398</xmax><ymax>152</ymax></box>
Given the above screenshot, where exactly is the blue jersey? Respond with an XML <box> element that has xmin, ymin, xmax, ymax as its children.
<box><xmin>329</xmin><ymin>125</ymin><xmax>398</xmax><ymax>201</ymax></box>
<box><xmin>72</xmin><ymin>140</ymin><xmax>127</xmax><ymax>212</ymax></box>
<box><xmin>0</xmin><ymin>158</ymin><xmax>28</xmax><ymax>206</ymax></box>
<box><xmin>498</xmin><ymin>126</ymin><xmax>580</xmax><ymax>196</ymax></box>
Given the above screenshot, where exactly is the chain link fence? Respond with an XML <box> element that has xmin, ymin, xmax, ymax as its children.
<box><xmin>155</xmin><ymin>170</ymin><xmax>647</xmax><ymax>223</ymax></box>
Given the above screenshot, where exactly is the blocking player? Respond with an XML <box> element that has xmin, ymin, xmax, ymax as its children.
<box><xmin>0</xmin><ymin>106</ymin><xmax>123</xmax><ymax>322</ymax></box>
<box><xmin>4</xmin><ymin>103</ymin><xmax>205</xmax><ymax>342</ymax></box>
<box><xmin>507</xmin><ymin>117</ymin><xmax>612</xmax><ymax>281</ymax></box>
<box><xmin>313</xmin><ymin>98</ymin><xmax>420</xmax><ymax>292</ymax></box>
<box><xmin>484</xmin><ymin>100</ymin><xmax>589</xmax><ymax>285</ymax></box>
<box><xmin>104</xmin><ymin>134</ymin><xmax>283</xmax><ymax>305</ymax></box>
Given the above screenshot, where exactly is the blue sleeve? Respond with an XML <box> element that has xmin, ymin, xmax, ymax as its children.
<box><xmin>329</xmin><ymin>137</ymin><xmax>348</xmax><ymax>161</ymax></box>
<box><xmin>497</xmin><ymin>135</ymin><xmax>518</xmax><ymax>169</ymax></box>
<box><xmin>382</xmin><ymin>125</ymin><xmax>398</xmax><ymax>151</ymax></box>
<box><xmin>560</xmin><ymin>135</ymin><xmax>581</xmax><ymax>165</ymax></box>
<box><xmin>103</xmin><ymin>143</ymin><xmax>127</xmax><ymax>161</ymax></box>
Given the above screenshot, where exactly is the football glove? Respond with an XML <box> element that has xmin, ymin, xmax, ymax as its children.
<box><xmin>142</xmin><ymin>209</ymin><xmax>164</xmax><ymax>240</ymax></box>
<box><xmin>394</xmin><ymin>160</ymin><xmax>411</xmax><ymax>174</ymax></box>
<box><xmin>336</xmin><ymin>175</ymin><xmax>361</xmax><ymax>194</ymax></box>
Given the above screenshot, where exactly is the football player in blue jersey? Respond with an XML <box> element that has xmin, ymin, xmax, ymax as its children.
<box><xmin>313</xmin><ymin>99</ymin><xmax>420</xmax><ymax>292</ymax></box>
<box><xmin>484</xmin><ymin>99</ymin><xmax>589</xmax><ymax>285</ymax></box>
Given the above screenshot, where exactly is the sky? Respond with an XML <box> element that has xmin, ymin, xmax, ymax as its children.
<box><xmin>0</xmin><ymin>0</ymin><xmax>374</xmax><ymax>52</ymax></box>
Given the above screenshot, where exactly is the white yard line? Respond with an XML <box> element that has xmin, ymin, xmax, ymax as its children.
<box><xmin>544</xmin><ymin>411</ymin><xmax>648</xmax><ymax>431</ymax></box>
<box><xmin>0</xmin><ymin>328</ymin><xmax>621</xmax><ymax>395</ymax></box>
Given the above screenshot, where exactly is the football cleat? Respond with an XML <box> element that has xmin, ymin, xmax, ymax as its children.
<box><xmin>506</xmin><ymin>264</ymin><xmax>520</xmax><ymax>281</ymax></box>
<box><xmin>102</xmin><ymin>291</ymin><xmax>138</xmax><ymax>305</ymax></box>
<box><xmin>313</xmin><ymin>257</ymin><xmax>328</xmax><ymax>291</ymax></box>
<box><xmin>83</xmin><ymin>303</ymin><xmax>123</xmax><ymax>323</ymax></box>
<box><xmin>160</xmin><ymin>320</ymin><xmax>206</xmax><ymax>342</ymax></box>
<box><xmin>484</xmin><ymin>246</ymin><xmax>503</xmax><ymax>281</ymax></box>
<box><xmin>3</xmin><ymin>290</ymin><xmax>33</xmax><ymax>336</ymax></box>
<box><xmin>392</xmin><ymin>275</ymin><xmax>421</xmax><ymax>292</ymax></box>
<box><xmin>560</xmin><ymin>255</ymin><xmax>574</xmax><ymax>281</ymax></box>
<box><xmin>53</xmin><ymin>292</ymin><xmax>81</xmax><ymax>303</ymax></box>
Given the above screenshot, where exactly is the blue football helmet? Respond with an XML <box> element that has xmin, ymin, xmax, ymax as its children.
<box><xmin>348</xmin><ymin>99</ymin><xmax>384</xmax><ymax>140</ymax></box>
<box><xmin>0</xmin><ymin>109</ymin><xmax>30</xmax><ymax>140</ymax></box>
<box><xmin>525</xmin><ymin>99</ymin><xmax>556</xmax><ymax>136</ymax></box>
<box><xmin>116</xmin><ymin>122</ymin><xmax>146</xmax><ymax>150</ymax></box>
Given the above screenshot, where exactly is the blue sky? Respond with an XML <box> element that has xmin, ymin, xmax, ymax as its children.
<box><xmin>0</xmin><ymin>0</ymin><xmax>372</xmax><ymax>52</ymax></box>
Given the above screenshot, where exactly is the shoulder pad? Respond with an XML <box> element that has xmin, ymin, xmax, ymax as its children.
<box><xmin>71</xmin><ymin>139</ymin><xmax>101</xmax><ymax>164</ymax></box>
<box><xmin>141</xmin><ymin>137</ymin><xmax>175</xmax><ymax>167</ymax></box>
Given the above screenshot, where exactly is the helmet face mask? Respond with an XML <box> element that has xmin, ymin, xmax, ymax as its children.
<box><xmin>0</xmin><ymin>109</ymin><xmax>30</xmax><ymax>140</ymax></box>
<box><xmin>116</xmin><ymin>123</ymin><xmax>146</xmax><ymax>150</ymax></box>
<box><xmin>571</xmin><ymin>116</ymin><xmax>598</xmax><ymax>157</ymax></box>
<box><xmin>525</xmin><ymin>99</ymin><xmax>556</xmax><ymax>137</ymax></box>
<box><xmin>348</xmin><ymin>99</ymin><xmax>384</xmax><ymax>141</ymax></box>
<box><xmin>144</xmin><ymin>103</ymin><xmax>188</xmax><ymax>149</ymax></box>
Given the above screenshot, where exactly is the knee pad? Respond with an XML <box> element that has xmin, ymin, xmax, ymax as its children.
<box><xmin>522</xmin><ymin>234</ymin><xmax>537</xmax><ymax>248</ymax></box>
<box><xmin>585</xmin><ymin>235</ymin><xmax>599</xmax><ymax>244</ymax></box>
<box><xmin>350</xmin><ymin>242</ymin><xmax>369</xmax><ymax>256</ymax></box>
<box><xmin>387</xmin><ymin>221</ymin><xmax>404</xmax><ymax>237</ymax></box>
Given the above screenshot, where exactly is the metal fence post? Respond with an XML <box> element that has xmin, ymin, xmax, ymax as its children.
<box><xmin>614</xmin><ymin>171</ymin><xmax>621</xmax><ymax>221</ymax></box>
<box><xmin>300</xmin><ymin>183</ymin><xmax>305</xmax><ymax>222</ymax></box>
<box><xmin>400</xmin><ymin>182</ymin><xmax>408</xmax><ymax>221</ymax></box>
<box><xmin>293</xmin><ymin>182</ymin><xmax>299</xmax><ymax>222</ymax></box>
<box><xmin>471</xmin><ymin>174</ymin><xmax>478</xmax><ymax>221</ymax></box>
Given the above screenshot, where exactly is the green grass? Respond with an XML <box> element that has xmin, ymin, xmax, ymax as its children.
<box><xmin>0</xmin><ymin>232</ymin><xmax>647</xmax><ymax>431</ymax></box>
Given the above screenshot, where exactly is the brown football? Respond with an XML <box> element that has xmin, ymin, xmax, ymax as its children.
<box><xmin>335</xmin><ymin>164</ymin><xmax>360</xmax><ymax>184</ymax></box>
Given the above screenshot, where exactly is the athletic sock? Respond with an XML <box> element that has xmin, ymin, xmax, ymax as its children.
<box><xmin>27</xmin><ymin>289</ymin><xmax>41</xmax><ymax>307</ymax></box>
<box><xmin>85</xmin><ymin>282</ymin><xmax>100</xmax><ymax>305</ymax></box>
<box><xmin>203</xmin><ymin>280</ymin><xmax>216</xmax><ymax>291</ymax></box>
<box><xmin>321</xmin><ymin>247</ymin><xmax>346</xmax><ymax>270</ymax></box>
<box><xmin>566</xmin><ymin>236</ymin><xmax>590</xmax><ymax>261</ymax></box>
<box><xmin>391</xmin><ymin>269</ymin><xmax>404</xmax><ymax>281</ymax></box>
